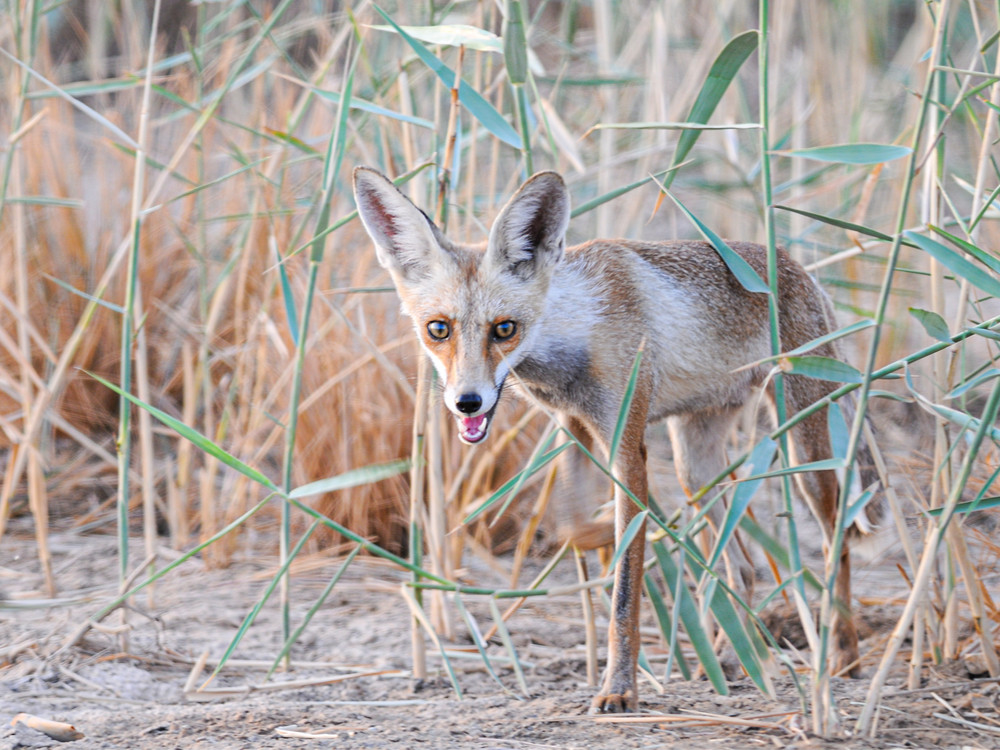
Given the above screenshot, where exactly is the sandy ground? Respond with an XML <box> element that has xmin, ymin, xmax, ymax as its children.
<box><xmin>3</xmin><ymin>519</ymin><xmax>999</xmax><ymax>750</ymax></box>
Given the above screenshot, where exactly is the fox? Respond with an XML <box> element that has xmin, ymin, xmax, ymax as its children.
<box><xmin>352</xmin><ymin>166</ymin><xmax>879</xmax><ymax>713</ymax></box>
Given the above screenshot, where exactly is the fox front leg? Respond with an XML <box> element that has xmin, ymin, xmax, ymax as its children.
<box><xmin>590</xmin><ymin>408</ymin><xmax>649</xmax><ymax>714</ymax></box>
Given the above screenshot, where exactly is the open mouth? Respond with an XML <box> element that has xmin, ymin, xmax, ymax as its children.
<box><xmin>456</xmin><ymin>401</ymin><xmax>499</xmax><ymax>445</ymax></box>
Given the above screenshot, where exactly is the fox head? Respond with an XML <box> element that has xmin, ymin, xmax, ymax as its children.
<box><xmin>353</xmin><ymin>167</ymin><xmax>570</xmax><ymax>444</ymax></box>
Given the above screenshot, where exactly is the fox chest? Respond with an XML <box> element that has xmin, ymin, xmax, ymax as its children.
<box><xmin>511</xmin><ymin>348</ymin><xmax>613</xmax><ymax>423</ymax></box>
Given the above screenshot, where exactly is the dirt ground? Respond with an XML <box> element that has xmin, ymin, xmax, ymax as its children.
<box><xmin>3</xmin><ymin>520</ymin><xmax>999</xmax><ymax>750</ymax></box>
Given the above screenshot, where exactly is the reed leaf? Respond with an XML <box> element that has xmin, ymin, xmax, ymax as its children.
<box><xmin>370</xmin><ymin>23</ymin><xmax>503</xmax><ymax>53</ymax></box>
<box><xmin>289</xmin><ymin>459</ymin><xmax>411</xmax><ymax>499</ymax></box>
<box><xmin>663</xmin><ymin>29</ymin><xmax>758</xmax><ymax>189</ymax></box>
<box><xmin>87</xmin><ymin>372</ymin><xmax>279</xmax><ymax>493</ymax></box>
<box><xmin>650</xmin><ymin>541</ymin><xmax>728</xmax><ymax>694</ymax></box>
<box><xmin>488</xmin><ymin>598</ymin><xmax>530</xmax><ymax>696</ymax></box>
<box><xmin>659</xmin><ymin>188</ymin><xmax>769</xmax><ymax>294</ymax></box>
<box><xmin>904</xmin><ymin>230</ymin><xmax>1000</xmax><ymax>299</ymax></box>
<box><xmin>909</xmin><ymin>307</ymin><xmax>951</xmax><ymax>343</ymax></box>
<box><xmin>928</xmin><ymin>224</ymin><xmax>1000</xmax><ymax>276</ymax></box>
<box><xmin>453</xmin><ymin>594</ymin><xmax>516</xmax><ymax>697</ymax></box>
<box><xmin>706</xmin><ymin>437</ymin><xmax>776</xmax><ymax>570</ymax></box>
<box><xmin>266</xmin><ymin>545</ymin><xmax>363</xmax><ymax>679</ymax></box>
<box><xmin>608</xmin><ymin>510</ymin><xmax>648</xmax><ymax>573</ymax></box>
<box><xmin>780</xmin><ymin>355</ymin><xmax>863</xmax><ymax>383</ymax></box>
<box><xmin>926</xmin><ymin>496</ymin><xmax>1000</xmax><ymax>517</ymax></box>
<box><xmin>643</xmin><ymin>574</ymin><xmax>692</xmax><ymax>680</ymax></box>
<box><xmin>373</xmin><ymin>6</ymin><xmax>521</xmax><ymax>149</ymax></box>
<box><xmin>773</xmin><ymin>204</ymin><xmax>894</xmax><ymax>242</ymax></box>
<box><xmin>773</xmin><ymin>143</ymin><xmax>912</xmax><ymax>164</ymax></box>
<box><xmin>208</xmin><ymin>519</ymin><xmax>321</xmax><ymax>682</ymax></box>
<box><xmin>608</xmin><ymin>345</ymin><xmax>644</xmax><ymax>465</ymax></box>
<box><xmin>947</xmin><ymin>368</ymin><xmax>1000</xmax><ymax>399</ymax></box>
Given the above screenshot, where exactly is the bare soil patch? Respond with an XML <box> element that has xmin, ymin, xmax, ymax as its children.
<box><xmin>2</xmin><ymin>524</ymin><xmax>998</xmax><ymax>750</ymax></box>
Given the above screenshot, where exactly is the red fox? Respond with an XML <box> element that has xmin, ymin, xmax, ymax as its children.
<box><xmin>353</xmin><ymin>167</ymin><xmax>878</xmax><ymax>713</ymax></box>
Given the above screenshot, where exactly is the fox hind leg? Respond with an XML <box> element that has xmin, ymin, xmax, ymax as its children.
<box><xmin>554</xmin><ymin>415</ymin><xmax>615</xmax><ymax>552</ymax></box>
<box><xmin>779</xmin><ymin>374</ymin><xmax>861</xmax><ymax>677</ymax></box>
<box><xmin>785</xmin><ymin>405</ymin><xmax>860</xmax><ymax>677</ymax></box>
<box><xmin>667</xmin><ymin>407</ymin><xmax>755</xmax><ymax>596</ymax></box>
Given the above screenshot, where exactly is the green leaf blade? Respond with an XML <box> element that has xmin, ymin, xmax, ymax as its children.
<box><xmin>666</xmin><ymin>30</ymin><xmax>758</xmax><ymax>187</ymax></box>
<box><xmin>661</xmin><ymin>189</ymin><xmax>769</xmax><ymax>294</ymax></box>
<box><xmin>88</xmin><ymin>371</ymin><xmax>279</xmax><ymax>493</ymax></box>
<box><xmin>774</xmin><ymin>143</ymin><xmax>912</xmax><ymax>164</ymax></box>
<box><xmin>773</xmin><ymin>204</ymin><xmax>893</xmax><ymax>242</ymax></box>
<box><xmin>652</xmin><ymin>542</ymin><xmax>729</xmax><ymax>694</ymax></box>
<box><xmin>909</xmin><ymin>307</ymin><xmax>951</xmax><ymax>342</ymax></box>
<box><xmin>374</xmin><ymin>7</ymin><xmax>521</xmax><ymax>149</ymax></box>
<box><xmin>369</xmin><ymin>23</ymin><xmax>503</xmax><ymax>53</ymax></box>
<box><xmin>905</xmin><ymin>230</ymin><xmax>1000</xmax><ymax>299</ymax></box>
<box><xmin>782</xmin><ymin>355</ymin><xmax>863</xmax><ymax>383</ymax></box>
<box><xmin>289</xmin><ymin>459</ymin><xmax>411</xmax><ymax>499</ymax></box>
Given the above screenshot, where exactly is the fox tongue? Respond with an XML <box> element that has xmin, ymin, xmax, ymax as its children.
<box><xmin>460</xmin><ymin>414</ymin><xmax>487</xmax><ymax>443</ymax></box>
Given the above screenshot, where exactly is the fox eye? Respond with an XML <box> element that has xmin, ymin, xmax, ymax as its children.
<box><xmin>493</xmin><ymin>320</ymin><xmax>517</xmax><ymax>340</ymax></box>
<box><xmin>426</xmin><ymin>320</ymin><xmax>450</xmax><ymax>340</ymax></box>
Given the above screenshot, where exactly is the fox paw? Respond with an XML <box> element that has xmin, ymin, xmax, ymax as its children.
<box><xmin>589</xmin><ymin>688</ymin><xmax>637</xmax><ymax>714</ymax></box>
<box><xmin>832</xmin><ymin>649</ymin><xmax>862</xmax><ymax>678</ymax></box>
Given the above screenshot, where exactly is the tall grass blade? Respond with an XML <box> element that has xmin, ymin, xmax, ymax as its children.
<box><xmin>909</xmin><ymin>307</ymin><xmax>951</xmax><ymax>342</ymax></box>
<box><xmin>400</xmin><ymin>585</ymin><xmax>463</xmax><ymax>698</ymax></box>
<box><xmin>740</xmin><ymin>457</ymin><xmax>845</xmax><ymax>481</ymax></box>
<box><xmin>274</xmin><ymin>72</ymin><xmax>435</xmax><ymax>130</ymax></box>
<box><xmin>947</xmin><ymin>368</ymin><xmax>1000</xmax><ymax>399</ymax></box>
<box><xmin>774</xmin><ymin>320</ymin><xmax>877</xmax><ymax>359</ymax></box>
<box><xmin>453</xmin><ymin>594</ymin><xmax>517</xmax><ymax>697</ymax></box>
<box><xmin>844</xmin><ymin>489</ymin><xmax>875</xmax><ymax>527</ymax></box>
<box><xmin>374</xmin><ymin>6</ymin><xmax>521</xmax><ymax>149</ymax></box>
<box><xmin>780</xmin><ymin>355</ymin><xmax>863</xmax><ymax>383</ymax></box>
<box><xmin>608</xmin><ymin>345</ymin><xmax>643</xmax><ymax>464</ymax></box>
<box><xmin>88</xmin><ymin>371</ymin><xmax>279</xmax><ymax>492</ymax></box>
<box><xmin>266</xmin><ymin>545</ymin><xmax>363</xmax><ymax>679</ymax></box>
<box><xmin>926</xmin><ymin>496</ymin><xmax>1000</xmax><ymax>517</ymax></box>
<box><xmin>370</xmin><ymin>24</ymin><xmax>503</xmax><ymax>53</ymax></box>
<box><xmin>904</xmin><ymin>230</ymin><xmax>1000</xmax><ymax>298</ymax></box>
<box><xmin>827</xmin><ymin>402</ymin><xmax>849</xmax><ymax>461</ymax></box>
<box><xmin>41</xmin><ymin>274</ymin><xmax>125</xmax><ymax>313</ymax></box>
<box><xmin>643</xmin><ymin>573</ymin><xmax>692</xmax><ymax>680</ymax></box>
<box><xmin>696</xmin><ymin>553</ymin><xmax>772</xmax><ymax>695</ymax></box>
<box><xmin>488</xmin><ymin>598</ymin><xmax>529</xmax><ymax>696</ymax></box>
<box><xmin>0</xmin><ymin>48</ymin><xmax>140</xmax><ymax>149</ymax></box>
<box><xmin>928</xmin><ymin>224</ymin><xmax>1000</xmax><ymax>275</ymax></box>
<box><xmin>774</xmin><ymin>143</ymin><xmax>912</xmax><ymax>164</ymax></box>
<box><xmin>289</xmin><ymin>459</ymin><xmax>412</xmax><ymax>499</ymax></box>
<box><xmin>773</xmin><ymin>204</ymin><xmax>894</xmax><ymax>242</ymax></box>
<box><xmin>288</xmin><ymin>497</ymin><xmax>452</xmax><ymax>585</ymax></box>
<box><xmin>462</xmin><ymin>442</ymin><xmax>571</xmax><ymax>525</ymax></box>
<box><xmin>738</xmin><ymin>516</ymin><xmax>823</xmax><ymax>592</ymax></box>
<box><xmin>206</xmin><ymin>519</ymin><xmax>321</xmax><ymax>683</ymax></box>
<box><xmin>570</xmin><ymin>166</ymin><xmax>684</xmax><ymax>218</ymax></box>
<box><xmin>659</xmin><ymin>188</ymin><xmax>769</xmax><ymax>294</ymax></box>
<box><xmin>275</xmin><ymin>246</ymin><xmax>299</xmax><ymax>346</ymax></box>
<box><xmin>707</xmin><ymin>437</ymin><xmax>776</xmax><ymax>570</ymax></box>
<box><xmin>650</xmin><ymin>541</ymin><xmax>728</xmax><ymax>694</ymax></box>
<box><xmin>92</xmin><ymin>496</ymin><xmax>274</xmax><ymax>621</ymax></box>
<box><xmin>608</xmin><ymin>510</ymin><xmax>648</xmax><ymax>572</ymax></box>
<box><xmin>663</xmin><ymin>29</ymin><xmax>758</xmax><ymax>189</ymax></box>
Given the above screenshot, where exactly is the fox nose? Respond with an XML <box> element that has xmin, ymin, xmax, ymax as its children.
<box><xmin>455</xmin><ymin>393</ymin><xmax>482</xmax><ymax>414</ymax></box>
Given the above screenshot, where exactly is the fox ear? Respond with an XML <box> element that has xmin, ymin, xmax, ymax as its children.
<box><xmin>353</xmin><ymin>167</ymin><xmax>449</xmax><ymax>280</ymax></box>
<box><xmin>487</xmin><ymin>171</ymin><xmax>570</xmax><ymax>278</ymax></box>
